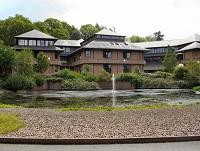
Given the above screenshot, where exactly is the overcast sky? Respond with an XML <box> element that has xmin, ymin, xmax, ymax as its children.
<box><xmin>1</xmin><ymin>0</ymin><xmax>200</xmax><ymax>39</ymax></box>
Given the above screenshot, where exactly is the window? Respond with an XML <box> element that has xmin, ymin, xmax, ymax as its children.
<box><xmin>40</xmin><ymin>40</ymin><xmax>45</xmax><ymax>46</ymax></box>
<box><xmin>85</xmin><ymin>50</ymin><xmax>91</xmax><ymax>58</ymax></box>
<box><xmin>64</xmin><ymin>48</ymin><xmax>71</xmax><ymax>53</ymax></box>
<box><xmin>55</xmin><ymin>53</ymin><xmax>58</xmax><ymax>59</ymax></box>
<box><xmin>123</xmin><ymin>51</ymin><xmax>131</xmax><ymax>59</ymax></box>
<box><xmin>37</xmin><ymin>40</ymin><xmax>41</xmax><ymax>46</ymax></box>
<box><xmin>103</xmin><ymin>51</ymin><xmax>112</xmax><ymax>58</ymax></box>
<box><xmin>123</xmin><ymin>64</ymin><xmax>131</xmax><ymax>73</ymax></box>
<box><xmin>103</xmin><ymin>64</ymin><xmax>112</xmax><ymax>73</ymax></box>
<box><xmin>28</xmin><ymin>40</ymin><xmax>36</xmax><ymax>46</ymax></box>
<box><xmin>18</xmin><ymin>39</ymin><xmax>24</xmax><ymax>45</ymax></box>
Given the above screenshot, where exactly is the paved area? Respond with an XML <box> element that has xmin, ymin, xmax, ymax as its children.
<box><xmin>0</xmin><ymin>141</ymin><xmax>200</xmax><ymax>151</ymax></box>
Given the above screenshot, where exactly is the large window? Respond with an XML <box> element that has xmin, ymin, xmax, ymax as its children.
<box><xmin>103</xmin><ymin>51</ymin><xmax>112</xmax><ymax>58</ymax></box>
<box><xmin>123</xmin><ymin>64</ymin><xmax>131</xmax><ymax>73</ymax></box>
<box><xmin>28</xmin><ymin>40</ymin><xmax>36</xmax><ymax>46</ymax></box>
<box><xmin>85</xmin><ymin>50</ymin><xmax>91</xmax><ymax>58</ymax></box>
<box><xmin>18</xmin><ymin>39</ymin><xmax>28</xmax><ymax>45</ymax></box>
<box><xmin>103</xmin><ymin>64</ymin><xmax>112</xmax><ymax>73</ymax></box>
<box><xmin>123</xmin><ymin>51</ymin><xmax>131</xmax><ymax>59</ymax></box>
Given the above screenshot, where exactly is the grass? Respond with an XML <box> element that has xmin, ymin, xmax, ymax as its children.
<box><xmin>0</xmin><ymin>113</ymin><xmax>25</xmax><ymax>134</ymax></box>
<box><xmin>0</xmin><ymin>104</ymin><xmax>18</xmax><ymax>108</ymax></box>
<box><xmin>60</xmin><ymin>103</ymin><xmax>184</xmax><ymax>112</ymax></box>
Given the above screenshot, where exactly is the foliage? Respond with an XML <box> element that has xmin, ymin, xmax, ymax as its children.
<box><xmin>96</xmin><ymin>70</ymin><xmax>111</xmax><ymax>82</ymax></box>
<box><xmin>153</xmin><ymin>31</ymin><xmax>164</xmax><ymax>41</ymax></box>
<box><xmin>174</xmin><ymin>66</ymin><xmax>188</xmax><ymax>80</ymax></box>
<box><xmin>62</xmin><ymin>79</ymin><xmax>99</xmax><ymax>90</ymax></box>
<box><xmin>0</xmin><ymin>45</ymin><xmax>15</xmax><ymax>76</ymax></box>
<box><xmin>153</xmin><ymin>71</ymin><xmax>174</xmax><ymax>79</ymax></box>
<box><xmin>80</xmin><ymin>24</ymin><xmax>100</xmax><ymax>39</ymax></box>
<box><xmin>36</xmin><ymin>52</ymin><xmax>50</xmax><ymax>73</ymax></box>
<box><xmin>0</xmin><ymin>104</ymin><xmax>18</xmax><ymax>108</ymax></box>
<box><xmin>34</xmin><ymin>74</ymin><xmax>46</xmax><ymax>86</ymax></box>
<box><xmin>0</xmin><ymin>113</ymin><xmax>24</xmax><ymax>134</ymax></box>
<box><xmin>129</xmin><ymin>35</ymin><xmax>146</xmax><ymax>43</ymax></box>
<box><xmin>0</xmin><ymin>14</ymin><xmax>35</xmax><ymax>46</ymax></box>
<box><xmin>58</xmin><ymin>69</ymin><xmax>82</xmax><ymax>80</ymax></box>
<box><xmin>4</xmin><ymin>75</ymin><xmax>36</xmax><ymax>91</ymax></box>
<box><xmin>34</xmin><ymin>21</ymin><xmax>49</xmax><ymax>33</ymax></box>
<box><xmin>14</xmin><ymin>50</ymin><xmax>34</xmax><ymax>76</ymax></box>
<box><xmin>193</xmin><ymin>86</ymin><xmax>200</xmax><ymax>92</ymax></box>
<box><xmin>163</xmin><ymin>46</ymin><xmax>177</xmax><ymax>72</ymax></box>
<box><xmin>70</xmin><ymin>28</ymin><xmax>82</xmax><ymax>40</ymax></box>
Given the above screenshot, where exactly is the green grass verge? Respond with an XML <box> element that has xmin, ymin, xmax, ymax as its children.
<box><xmin>60</xmin><ymin>103</ymin><xmax>184</xmax><ymax>112</ymax></box>
<box><xmin>0</xmin><ymin>113</ymin><xmax>25</xmax><ymax>134</ymax></box>
<box><xmin>0</xmin><ymin>104</ymin><xmax>18</xmax><ymax>108</ymax></box>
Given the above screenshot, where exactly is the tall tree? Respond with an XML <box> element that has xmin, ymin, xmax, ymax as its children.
<box><xmin>34</xmin><ymin>21</ymin><xmax>48</xmax><ymax>33</ymax></box>
<box><xmin>0</xmin><ymin>45</ymin><xmax>15</xmax><ymax>76</ymax></box>
<box><xmin>0</xmin><ymin>15</ymin><xmax>35</xmax><ymax>46</ymax></box>
<box><xmin>14</xmin><ymin>50</ymin><xmax>34</xmax><ymax>76</ymax></box>
<box><xmin>80</xmin><ymin>24</ymin><xmax>99</xmax><ymax>40</ymax></box>
<box><xmin>70</xmin><ymin>28</ymin><xmax>82</xmax><ymax>40</ymax></box>
<box><xmin>163</xmin><ymin>46</ymin><xmax>177</xmax><ymax>72</ymax></box>
<box><xmin>129</xmin><ymin>35</ymin><xmax>146</xmax><ymax>43</ymax></box>
<box><xmin>36</xmin><ymin>52</ymin><xmax>50</xmax><ymax>73</ymax></box>
<box><xmin>153</xmin><ymin>31</ymin><xmax>164</xmax><ymax>41</ymax></box>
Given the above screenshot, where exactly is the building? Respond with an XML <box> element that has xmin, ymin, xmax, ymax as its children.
<box><xmin>61</xmin><ymin>29</ymin><xmax>148</xmax><ymax>75</ymax></box>
<box><xmin>13</xmin><ymin>29</ymin><xmax>63</xmax><ymax>74</ymax></box>
<box><xmin>134</xmin><ymin>34</ymin><xmax>200</xmax><ymax>72</ymax></box>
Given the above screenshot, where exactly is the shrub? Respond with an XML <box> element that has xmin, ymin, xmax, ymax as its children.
<box><xmin>96</xmin><ymin>70</ymin><xmax>111</xmax><ymax>82</ymax></box>
<box><xmin>82</xmin><ymin>72</ymin><xmax>96</xmax><ymax>82</ymax></box>
<box><xmin>58</xmin><ymin>69</ymin><xmax>82</xmax><ymax>80</ymax></box>
<box><xmin>34</xmin><ymin>74</ymin><xmax>46</xmax><ymax>86</ymax></box>
<box><xmin>4</xmin><ymin>75</ymin><xmax>36</xmax><ymax>91</ymax></box>
<box><xmin>62</xmin><ymin>79</ymin><xmax>100</xmax><ymax>90</ymax></box>
<box><xmin>154</xmin><ymin>71</ymin><xmax>174</xmax><ymax>79</ymax></box>
<box><xmin>193</xmin><ymin>86</ymin><xmax>200</xmax><ymax>92</ymax></box>
<box><xmin>174</xmin><ymin>66</ymin><xmax>188</xmax><ymax>80</ymax></box>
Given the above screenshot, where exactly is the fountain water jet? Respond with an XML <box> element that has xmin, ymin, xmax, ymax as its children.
<box><xmin>112</xmin><ymin>73</ymin><xmax>116</xmax><ymax>107</ymax></box>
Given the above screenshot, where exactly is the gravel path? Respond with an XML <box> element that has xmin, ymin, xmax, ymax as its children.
<box><xmin>0</xmin><ymin>106</ymin><xmax>200</xmax><ymax>138</ymax></box>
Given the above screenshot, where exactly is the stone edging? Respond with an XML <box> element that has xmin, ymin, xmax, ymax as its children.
<box><xmin>0</xmin><ymin>136</ymin><xmax>200</xmax><ymax>144</ymax></box>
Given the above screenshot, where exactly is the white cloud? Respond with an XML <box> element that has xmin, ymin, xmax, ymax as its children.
<box><xmin>1</xmin><ymin>0</ymin><xmax>200</xmax><ymax>39</ymax></box>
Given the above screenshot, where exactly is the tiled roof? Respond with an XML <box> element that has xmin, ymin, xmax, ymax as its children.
<box><xmin>133</xmin><ymin>33</ymin><xmax>200</xmax><ymax>48</ymax></box>
<box><xmin>178</xmin><ymin>42</ymin><xmax>200</xmax><ymax>52</ymax></box>
<box><xmin>15</xmin><ymin>29</ymin><xmax>57</xmax><ymax>40</ymax></box>
<box><xmin>13</xmin><ymin>45</ymin><xmax>63</xmax><ymax>51</ymax></box>
<box><xmin>95</xmin><ymin>29</ymin><xmax>125</xmax><ymax>37</ymax></box>
<box><xmin>54</xmin><ymin>39</ymin><xmax>83</xmax><ymax>47</ymax></box>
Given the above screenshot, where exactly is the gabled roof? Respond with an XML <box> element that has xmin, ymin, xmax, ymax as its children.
<box><xmin>15</xmin><ymin>29</ymin><xmax>57</xmax><ymax>40</ymax></box>
<box><xmin>178</xmin><ymin>42</ymin><xmax>200</xmax><ymax>52</ymax></box>
<box><xmin>133</xmin><ymin>33</ymin><xmax>200</xmax><ymax>48</ymax></box>
<box><xmin>54</xmin><ymin>39</ymin><xmax>83</xmax><ymax>47</ymax></box>
<box><xmin>95</xmin><ymin>29</ymin><xmax>125</xmax><ymax>37</ymax></box>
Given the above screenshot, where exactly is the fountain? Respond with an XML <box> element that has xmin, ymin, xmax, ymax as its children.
<box><xmin>112</xmin><ymin>73</ymin><xmax>116</xmax><ymax>107</ymax></box>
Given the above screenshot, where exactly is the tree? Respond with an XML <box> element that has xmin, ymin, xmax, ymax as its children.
<box><xmin>36</xmin><ymin>52</ymin><xmax>50</xmax><ymax>73</ymax></box>
<box><xmin>80</xmin><ymin>24</ymin><xmax>99</xmax><ymax>39</ymax></box>
<box><xmin>163</xmin><ymin>46</ymin><xmax>177</xmax><ymax>72</ymax></box>
<box><xmin>0</xmin><ymin>45</ymin><xmax>15</xmax><ymax>76</ymax></box>
<box><xmin>34</xmin><ymin>21</ymin><xmax>49</xmax><ymax>33</ymax></box>
<box><xmin>14</xmin><ymin>50</ymin><xmax>34</xmax><ymax>76</ymax></box>
<box><xmin>129</xmin><ymin>35</ymin><xmax>146</xmax><ymax>43</ymax></box>
<box><xmin>153</xmin><ymin>31</ymin><xmax>164</xmax><ymax>41</ymax></box>
<box><xmin>70</xmin><ymin>28</ymin><xmax>82</xmax><ymax>40</ymax></box>
<box><xmin>0</xmin><ymin>14</ymin><xmax>35</xmax><ymax>46</ymax></box>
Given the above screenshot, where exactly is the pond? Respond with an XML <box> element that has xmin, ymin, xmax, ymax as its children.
<box><xmin>0</xmin><ymin>89</ymin><xmax>199</xmax><ymax>108</ymax></box>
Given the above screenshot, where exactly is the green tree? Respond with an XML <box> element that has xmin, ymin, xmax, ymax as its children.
<box><xmin>153</xmin><ymin>31</ymin><xmax>164</xmax><ymax>41</ymax></box>
<box><xmin>129</xmin><ymin>35</ymin><xmax>146</xmax><ymax>43</ymax></box>
<box><xmin>34</xmin><ymin>21</ymin><xmax>48</xmax><ymax>33</ymax></box>
<box><xmin>14</xmin><ymin>50</ymin><xmax>34</xmax><ymax>76</ymax></box>
<box><xmin>0</xmin><ymin>45</ymin><xmax>15</xmax><ymax>76</ymax></box>
<box><xmin>80</xmin><ymin>24</ymin><xmax>99</xmax><ymax>39</ymax></box>
<box><xmin>36</xmin><ymin>52</ymin><xmax>50</xmax><ymax>73</ymax></box>
<box><xmin>0</xmin><ymin>14</ymin><xmax>35</xmax><ymax>46</ymax></box>
<box><xmin>70</xmin><ymin>28</ymin><xmax>82</xmax><ymax>40</ymax></box>
<box><xmin>163</xmin><ymin>46</ymin><xmax>177</xmax><ymax>72</ymax></box>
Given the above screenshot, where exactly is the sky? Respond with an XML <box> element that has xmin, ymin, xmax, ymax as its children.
<box><xmin>1</xmin><ymin>0</ymin><xmax>200</xmax><ymax>40</ymax></box>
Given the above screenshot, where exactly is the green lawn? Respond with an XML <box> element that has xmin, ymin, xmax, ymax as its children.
<box><xmin>60</xmin><ymin>103</ymin><xmax>184</xmax><ymax>112</ymax></box>
<box><xmin>0</xmin><ymin>104</ymin><xmax>18</xmax><ymax>108</ymax></box>
<box><xmin>0</xmin><ymin>113</ymin><xmax>24</xmax><ymax>134</ymax></box>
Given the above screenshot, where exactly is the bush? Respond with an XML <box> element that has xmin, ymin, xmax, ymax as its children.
<box><xmin>34</xmin><ymin>74</ymin><xmax>46</xmax><ymax>86</ymax></box>
<box><xmin>193</xmin><ymin>86</ymin><xmax>200</xmax><ymax>92</ymax></box>
<box><xmin>62</xmin><ymin>79</ymin><xmax>100</xmax><ymax>90</ymax></box>
<box><xmin>96</xmin><ymin>70</ymin><xmax>111</xmax><ymax>82</ymax></box>
<box><xmin>4</xmin><ymin>75</ymin><xmax>36</xmax><ymax>91</ymax></box>
<box><xmin>141</xmin><ymin>77</ymin><xmax>179</xmax><ymax>89</ymax></box>
<box><xmin>58</xmin><ymin>69</ymin><xmax>82</xmax><ymax>80</ymax></box>
<box><xmin>116</xmin><ymin>72</ymin><xmax>142</xmax><ymax>88</ymax></box>
<box><xmin>154</xmin><ymin>71</ymin><xmax>174</xmax><ymax>79</ymax></box>
<box><xmin>82</xmin><ymin>72</ymin><xmax>96</xmax><ymax>82</ymax></box>
<box><xmin>174</xmin><ymin>66</ymin><xmax>188</xmax><ymax>80</ymax></box>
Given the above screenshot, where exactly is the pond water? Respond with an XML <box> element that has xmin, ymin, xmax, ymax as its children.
<box><xmin>0</xmin><ymin>89</ymin><xmax>199</xmax><ymax>108</ymax></box>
